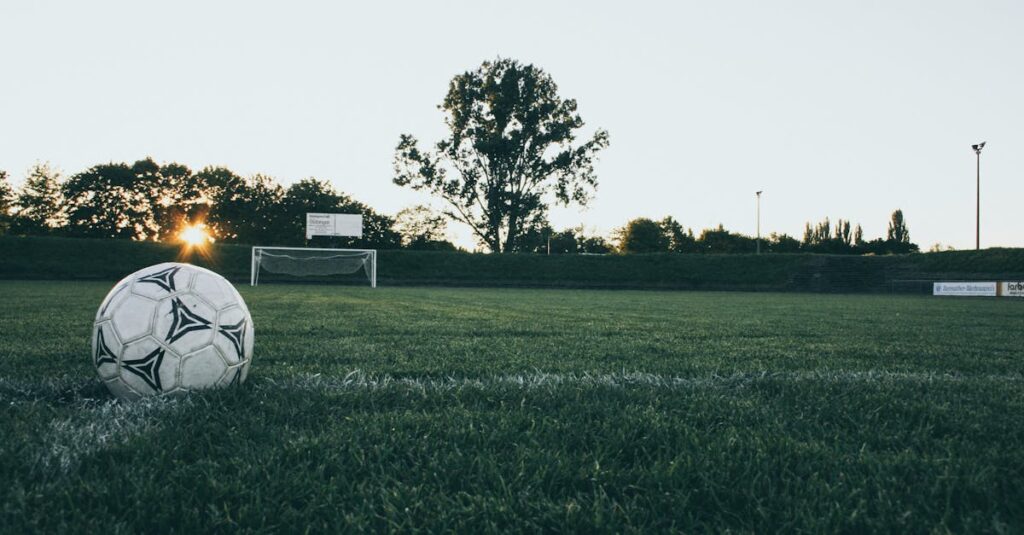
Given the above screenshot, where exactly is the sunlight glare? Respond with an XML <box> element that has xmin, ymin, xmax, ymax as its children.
<box><xmin>179</xmin><ymin>224</ymin><xmax>212</xmax><ymax>247</ymax></box>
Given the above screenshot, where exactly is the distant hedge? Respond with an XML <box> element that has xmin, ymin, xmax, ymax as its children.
<box><xmin>1</xmin><ymin>235</ymin><xmax>1022</xmax><ymax>293</ymax></box>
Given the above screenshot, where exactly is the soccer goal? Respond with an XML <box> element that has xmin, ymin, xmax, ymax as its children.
<box><xmin>251</xmin><ymin>247</ymin><xmax>377</xmax><ymax>287</ymax></box>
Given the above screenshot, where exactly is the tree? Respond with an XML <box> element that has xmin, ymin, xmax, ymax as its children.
<box><xmin>195</xmin><ymin>166</ymin><xmax>247</xmax><ymax>241</ymax></box>
<box><xmin>547</xmin><ymin>228</ymin><xmax>579</xmax><ymax>254</ymax></box>
<box><xmin>928</xmin><ymin>243</ymin><xmax>955</xmax><ymax>253</ymax></box>
<box><xmin>12</xmin><ymin>162</ymin><xmax>65</xmax><ymax>235</ymax></box>
<box><xmin>227</xmin><ymin>174</ymin><xmax>286</xmax><ymax>245</ymax></box>
<box><xmin>885</xmin><ymin>209</ymin><xmax>917</xmax><ymax>253</ymax></box>
<box><xmin>698</xmin><ymin>224</ymin><xmax>756</xmax><ymax>253</ymax></box>
<box><xmin>887</xmin><ymin>209</ymin><xmax>908</xmax><ymax>244</ymax></box>
<box><xmin>516</xmin><ymin>225</ymin><xmax>610</xmax><ymax>254</ymax></box>
<box><xmin>835</xmin><ymin>219</ymin><xmax>852</xmax><ymax>247</ymax></box>
<box><xmin>578</xmin><ymin>234</ymin><xmax>612</xmax><ymax>254</ymax></box>
<box><xmin>394</xmin><ymin>58</ymin><xmax>610</xmax><ymax>252</ymax></box>
<box><xmin>768</xmin><ymin>233</ymin><xmax>801</xmax><ymax>253</ymax></box>
<box><xmin>617</xmin><ymin>218</ymin><xmax>668</xmax><ymax>253</ymax></box>
<box><xmin>0</xmin><ymin>171</ymin><xmax>12</xmax><ymax>234</ymax></box>
<box><xmin>148</xmin><ymin>161</ymin><xmax>206</xmax><ymax>241</ymax></box>
<box><xmin>659</xmin><ymin>216</ymin><xmax>697</xmax><ymax>253</ymax></box>
<box><xmin>63</xmin><ymin>161</ymin><xmax>153</xmax><ymax>239</ymax></box>
<box><xmin>571</xmin><ymin>225</ymin><xmax>613</xmax><ymax>254</ymax></box>
<box><xmin>393</xmin><ymin>205</ymin><xmax>454</xmax><ymax>250</ymax></box>
<box><xmin>800</xmin><ymin>217</ymin><xmax>860</xmax><ymax>254</ymax></box>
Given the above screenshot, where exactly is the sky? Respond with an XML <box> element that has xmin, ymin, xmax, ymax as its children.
<box><xmin>1</xmin><ymin>0</ymin><xmax>1022</xmax><ymax>250</ymax></box>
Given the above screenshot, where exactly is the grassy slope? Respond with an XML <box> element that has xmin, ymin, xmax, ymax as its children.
<box><xmin>1</xmin><ymin>281</ymin><xmax>1023</xmax><ymax>532</ymax></box>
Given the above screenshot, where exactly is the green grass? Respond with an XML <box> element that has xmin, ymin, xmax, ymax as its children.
<box><xmin>2</xmin><ymin>281</ymin><xmax>1023</xmax><ymax>533</ymax></box>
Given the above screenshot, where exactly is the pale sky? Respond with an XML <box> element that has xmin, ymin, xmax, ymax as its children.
<box><xmin>2</xmin><ymin>0</ymin><xmax>1021</xmax><ymax>250</ymax></box>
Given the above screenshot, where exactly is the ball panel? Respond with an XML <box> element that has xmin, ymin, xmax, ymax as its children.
<box><xmin>104</xmin><ymin>377</ymin><xmax>141</xmax><ymax>401</ymax></box>
<box><xmin>158</xmin><ymin>351</ymin><xmax>181</xmax><ymax>392</ymax></box>
<box><xmin>154</xmin><ymin>294</ymin><xmax>216</xmax><ymax>355</ymax></box>
<box><xmin>244</xmin><ymin>319</ymin><xmax>254</xmax><ymax>361</ymax></box>
<box><xmin>96</xmin><ymin>281</ymin><xmax>131</xmax><ymax>322</ymax></box>
<box><xmin>119</xmin><ymin>338</ymin><xmax>170</xmax><ymax>395</ymax></box>
<box><xmin>131</xmin><ymin>263</ymin><xmax>192</xmax><ymax>300</ymax></box>
<box><xmin>239</xmin><ymin>358</ymin><xmax>250</xmax><ymax>383</ymax></box>
<box><xmin>214</xmin><ymin>306</ymin><xmax>248</xmax><ymax>365</ymax></box>
<box><xmin>111</xmin><ymin>294</ymin><xmax>159</xmax><ymax>343</ymax></box>
<box><xmin>192</xmin><ymin>272</ymin><xmax>238</xmax><ymax>309</ymax></box>
<box><xmin>222</xmin><ymin>278</ymin><xmax>252</xmax><ymax>317</ymax></box>
<box><xmin>180</xmin><ymin>346</ymin><xmax>229</xmax><ymax>390</ymax></box>
<box><xmin>218</xmin><ymin>364</ymin><xmax>244</xmax><ymax>387</ymax></box>
<box><xmin>92</xmin><ymin>322</ymin><xmax>122</xmax><ymax>380</ymax></box>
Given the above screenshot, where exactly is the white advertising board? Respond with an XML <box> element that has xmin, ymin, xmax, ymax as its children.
<box><xmin>933</xmin><ymin>282</ymin><xmax>997</xmax><ymax>297</ymax></box>
<box><xmin>306</xmin><ymin>213</ymin><xmax>362</xmax><ymax>239</ymax></box>
<box><xmin>1000</xmin><ymin>282</ymin><xmax>1024</xmax><ymax>297</ymax></box>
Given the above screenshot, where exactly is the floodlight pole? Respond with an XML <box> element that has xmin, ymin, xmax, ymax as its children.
<box><xmin>756</xmin><ymin>190</ymin><xmax>763</xmax><ymax>254</ymax></box>
<box><xmin>972</xmin><ymin>142</ymin><xmax>985</xmax><ymax>251</ymax></box>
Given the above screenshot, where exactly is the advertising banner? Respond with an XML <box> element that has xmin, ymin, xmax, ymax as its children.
<box><xmin>1000</xmin><ymin>282</ymin><xmax>1024</xmax><ymax>297</ymax></box>
<box><xmin>933</xmin><ymin>282</ymin><xmax>997</xmax><ymax>297</ymax></box>
<box><xmin>306</xmin><ymin>213</ymin><xmax>363</xmax><ymax>239</ymax></box>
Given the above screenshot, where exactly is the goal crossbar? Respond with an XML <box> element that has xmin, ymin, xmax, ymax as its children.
<box><xmin>251</xmin><ymin>246</ymin><xmax>377</xmax><ymax>288</ymax></box>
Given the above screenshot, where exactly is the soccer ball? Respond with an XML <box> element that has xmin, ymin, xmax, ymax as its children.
<box><xmin>92</xmin><ymin>262</ymin><xmax>254</xmax><ymax>400</ymax></box>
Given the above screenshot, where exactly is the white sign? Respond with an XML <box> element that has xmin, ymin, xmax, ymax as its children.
<box><xmin>933</xmin><ymin>282</ymin><xmax>997</xmax><ymax>297</ymax></box>
<box><xmin>1000</xmin><ymin>282</ymin><xmax>1024</xmax><ymax>297</ymax></box>
<box><xmin>306</xmin><ymin>213</ymin><xmax>362</xmax><ymax>239</ymax></box>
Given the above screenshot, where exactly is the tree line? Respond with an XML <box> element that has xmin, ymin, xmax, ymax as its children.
<box><xmin>0</xmin><ymin>160</ymin><xmax>431</xmax><ymax>250</ymax></box>
<box><xmin>0</xmin><ymin>58</ymin><xmax>919</xmax><ymax>256</ymax></box>
<box><xmin>0</xmin><ymin>160</ymin><xmax>917</xmax><ymax>255</ymax></box>
<box><xmin>612</xmin><ymin>211</ymin><xmax>917</xmax><ymax>255</ymax></box>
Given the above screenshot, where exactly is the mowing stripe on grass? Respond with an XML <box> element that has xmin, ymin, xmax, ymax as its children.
<box><xmin>263</xmin><ymin>369</ymin><xmax>1024</xmax><ymax>393</ymax></box>
<box><xmin>4</xmin><ymin>369</ymin><xmax>1021</xmax><ymax>405</ymax></box>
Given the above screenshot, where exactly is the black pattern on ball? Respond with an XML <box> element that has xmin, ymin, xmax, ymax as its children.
<box><xmin>94</xmin><ymin>327</ymin><xmax>118</xmax><ymax>367</ymax></box>
<box><xmin>218</xmin><ymin>318</ymin><xmax>246</xmax><ymax>360</ymax></box>
<box><xmin>138</xmin><ymin>266</ymin><xmax>181</xmax><ymax>293</ymax></box>
<box><xmin>122</xmin><ymin>347</ymin><xmax>165</xmax><ymax>391</ymax></box>
<box><xmin>166</xmin><ymin>297</ymin><xmax>212</xmax><ymax>344</ymax></box>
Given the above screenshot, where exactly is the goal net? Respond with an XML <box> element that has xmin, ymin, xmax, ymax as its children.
<box><xmin>251</xmin><ymin>247</ymin><xmax>377</xmax><ymax>287</ymax></box>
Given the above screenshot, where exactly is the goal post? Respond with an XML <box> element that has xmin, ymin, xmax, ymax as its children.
<box><xmin>250</xmin><ymin>247</ymin><xmax>377</xmax><ymax>288</ymax></box>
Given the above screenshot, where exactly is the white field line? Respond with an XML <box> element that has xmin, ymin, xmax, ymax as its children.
<box><xmin>36</xmin><ymin>396</ymin><xmax>191</xmax><ymax>475</ymax></box>
<box><xmin>263</xmin><ymin>369</ymin><xmax>1024</xmax><ymax>393</ymax></box>
<box><xmin>0</xmin><ymin>377</ymin><xmax>191</xmax><ymax>474</ymax></box>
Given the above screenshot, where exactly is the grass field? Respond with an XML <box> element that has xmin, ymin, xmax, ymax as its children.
<box><xmin>2</xmin><ymin>281</ymin><xmax>1023</xmax><ymax>532</ymax></box>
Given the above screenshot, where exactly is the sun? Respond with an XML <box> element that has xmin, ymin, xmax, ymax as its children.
<box><xmin>179</xmin><ymin>223</ymin><xmax>212</xmax><ymax>247</ymax></box>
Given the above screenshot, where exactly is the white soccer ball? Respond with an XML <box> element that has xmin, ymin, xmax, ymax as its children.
<box><xmin>92</xmin><ymin>262</ymin><xmax>254</xmax><ymax>400</ymax></box>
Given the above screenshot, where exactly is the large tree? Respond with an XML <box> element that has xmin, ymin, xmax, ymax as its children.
<box><xmin>394</xmin><ymin>58</ymin><xmax>609</xmax><ymax>252</ymax></box>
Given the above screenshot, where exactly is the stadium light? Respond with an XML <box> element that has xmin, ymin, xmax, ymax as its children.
<box><xmin>756</xmin><ymin>191</ymin><xmax>763</xmax><ymax>254</ymax></box>
<box><xmin>972</xmin><ymin>142</ymin><xmax>985</xmax><ymax>251</ymax></box>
